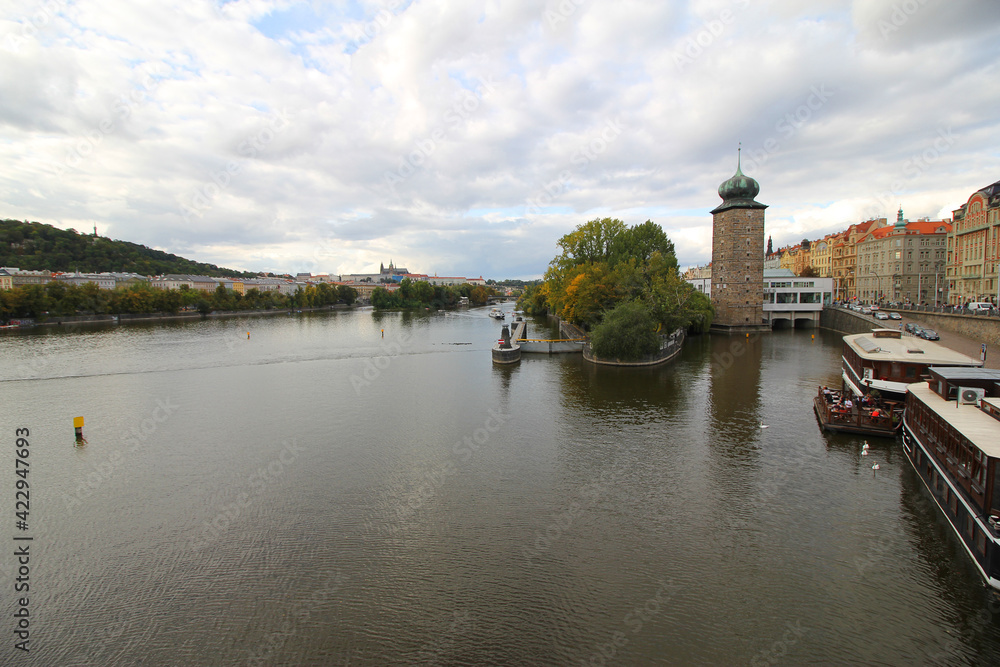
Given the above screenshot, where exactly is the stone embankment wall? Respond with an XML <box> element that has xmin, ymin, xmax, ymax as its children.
<box><xmin>818</xmin><ymin>308</ymin><xmax>878</xmax><ymax>335</ymax></box>
<box><xmin>905</xmin><ymin>312</ymin><xmax>1000</xmax><ymax>348</ymax></box>
<box><xmin>583</xmin><ymin>330</ymin><xmax>685</xmax><ymax>367</ymax></box>
<box><xmin>820</xmin><ymin>307</ymin><xmax>1000</xmax><ymax>347</ymax></box>
<box><xmin>557</xmin><ymin>317</ymin><xmax>586</xmax><ymax>340</ymax></box>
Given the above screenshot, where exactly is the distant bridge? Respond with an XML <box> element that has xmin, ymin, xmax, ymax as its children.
<box><xmin>486</xmin><ymin>295</ymin><xmax>518</xmax><ymax>304</ymax></box>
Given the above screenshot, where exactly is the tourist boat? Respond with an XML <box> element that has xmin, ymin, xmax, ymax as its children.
<box><xmin>489</xmin><ymin>308</ymin><xmax>505</xmax><ymax>320</ymax></box>
<box><xmin>841</xmin><ymin>328</ymin><xmax>982</xmax><ymax>402</ymax></box>
<box><xmin>813</xmin><ymin>386</ymin><xmax>902</xmax><ymax>437</ymax></box>
<box><xmin>901</xmin><ymin>367</ymin><xmax>1000</xmax><ymax>589</ymax></box>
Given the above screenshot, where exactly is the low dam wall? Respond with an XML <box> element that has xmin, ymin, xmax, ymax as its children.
<box><xmin>520</xmin><ymin>340</ymin><xmax>585</xmax><ymax>353</ymax></box>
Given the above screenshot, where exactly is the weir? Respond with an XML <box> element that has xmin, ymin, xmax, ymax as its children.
<box><xmin>491</xmin><ymin>317</ymin><xmax>585</xmax><ymax>364</ymax></box>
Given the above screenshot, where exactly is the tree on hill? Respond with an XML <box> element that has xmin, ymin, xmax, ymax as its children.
<box><xmin>0</xmin><ymin>219</ymin><xmax>254</xmax><ymax>277</ymax></box>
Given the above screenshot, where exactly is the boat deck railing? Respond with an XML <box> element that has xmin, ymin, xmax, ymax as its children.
<box><xmin>816</xmin><ymin>388</ymin><xmax>902</xmax><ymax>431</ymax></box>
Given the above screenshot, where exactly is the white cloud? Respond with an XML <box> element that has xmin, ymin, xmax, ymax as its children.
<box><xmin>0</xmin><ymin>0</ymin><xmax>998</xmax><ymax>279</ymax></box>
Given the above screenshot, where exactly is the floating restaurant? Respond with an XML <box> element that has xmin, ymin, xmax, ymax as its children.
<box><xmin>902</xmin><ymin>367</ymin><xmax>1000</xmax><ymax>590</ymax></box>
<box><xmin>841</xmin><ymin>328</ymin><xmax>982</xmax><ymax>402</ymax></box>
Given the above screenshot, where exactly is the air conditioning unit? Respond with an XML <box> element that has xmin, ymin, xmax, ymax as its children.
<box><xmin>959</xmin><ymin>387</ymin><xmax>985</xmax><ymax>405</ymax></box>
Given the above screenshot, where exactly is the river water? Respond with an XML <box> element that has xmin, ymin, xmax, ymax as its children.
<box><xmin>1</xmin><ymin>307</ymin><xmax>999</xmax><ymax>665</ymax></box>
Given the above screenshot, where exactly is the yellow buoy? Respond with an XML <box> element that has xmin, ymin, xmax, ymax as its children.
<box><xmin>73</xmin><ymin>416</ymin><xmax>84</xmax><ymax>441</ymax></box>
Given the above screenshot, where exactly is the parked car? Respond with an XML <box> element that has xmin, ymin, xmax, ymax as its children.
<box><xmin>870</xmin><ymin>304</ymin><xmax>880</xmax><ymax>311</ymax></box>
<box><xmin>888</xmin><ymin>312</ymin><xmax>902</xmax><ymax>320</ymax></box>
<box><xmin>905</xmin><ymin>322</ymin><xmax>919</xmax><ymax>333</ymax></box>
<box><xmin>861</xmin><ymin>307</ymin><xmax>872</xmax><ymax>314</ymax></box>
<box><xmin>919</xmin><ymin>329</ymin><xmax>940</xmax><ymax>340</ymax></box>
<box><xmin>967</xmin><ymin>302</ymin><xmax>994</xmax><ymax>313</ymax></box>
<box><xmin>874</xmin><ymin>311</ymin><xmax>889</xmax><ymax>320</ymax></box>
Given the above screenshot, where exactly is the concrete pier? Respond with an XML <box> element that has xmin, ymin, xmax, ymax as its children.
<box><xmin>492</xmin><ymin>319</ymin><xmax>525</xmax><ymax>364</ymax></box>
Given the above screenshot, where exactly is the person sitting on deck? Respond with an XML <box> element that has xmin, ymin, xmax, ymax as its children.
<box><xmin>844</xmin><ymin>398</ymin><xmax>854</xmax><ymax>410</ymax></box>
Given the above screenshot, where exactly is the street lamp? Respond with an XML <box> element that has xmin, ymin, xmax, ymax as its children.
<box><xmin>933</xmin><ymin>260</ymin><xmax>944</xmax><ymax>308</ymax></box>
<box><xmin>869</xmin><ymin>269</ymin><xmax>881</xmax><ymax>305</ymax></box>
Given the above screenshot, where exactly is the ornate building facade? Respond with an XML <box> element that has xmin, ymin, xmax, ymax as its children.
<box><xmin>949</xmin><ymin>179</ymin><xmax>1000</xmax><ymax>306</ymax></box>
<box><xmin>856</xmin><ymin>209</ymin><xmax>950</xmax><ymax>305</ymax></box>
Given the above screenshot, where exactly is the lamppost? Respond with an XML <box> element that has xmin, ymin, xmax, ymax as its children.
<box><xmin>933</xmin><ymin>260</ymin><xmax>944</xmax><ymax>308</ymax></box>
<box><xmin>869</xmin><ymin>269</ymin><xmax>881</xmax><ymax>305</ymax></box>
<box><xmin>995</xmin><ymin>259</ymin><xmax>999</xmax><ymax>309</ymax></box>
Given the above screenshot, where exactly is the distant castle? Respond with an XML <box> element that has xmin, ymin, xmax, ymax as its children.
<box><xmin>379</xmin><ymin>260</ymin><xmax>409</xmax><ymax>276</ymax></box>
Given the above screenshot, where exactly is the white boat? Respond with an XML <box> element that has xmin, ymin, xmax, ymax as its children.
<box><xmin>489</xmin><ymin>308</ymin><xmax>505</xmax><ymax>320</ymax></box>
<box><xmin>841</xmin><ymin>328</ymin><xmax>982</xmax><ymax>402</ymax></box>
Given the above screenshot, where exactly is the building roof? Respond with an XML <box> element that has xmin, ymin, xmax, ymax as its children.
<box><xmin>864</xmin><ymin>220</ymin><xmax>951</xmax><ymax>240</ymax></box>
<box><xmin>907</xmin><ymin>381</ymin><xmax>1000</xmax><ymax>458</ymax></box>
<box><xmin>926</xmin><ymin>367</ymin><xmax>1000</xmax><ymax>382</ymax></box>
<box><xmin>763</xmin><ymin>268</ymin><xmax>796</xmax><ymax>278</ymax></box>
<box><xmin>712</xmin><ymin>152</ymin><xmax>766</xmax><ymax>213</ymax></box>
<box><xmin>974</xmin><ymin>179</ymin><xmax>1000</xmax><ymax>201</ymax></box>
<box><xmin>844</xmin><ymin>332</ymin><xmax>984</xmax><ymax>366</ymax></box>
<box><xmin>954</xmin><ymin>179</ymin><xmax>1000</xmax><ymax>217</ymax></box>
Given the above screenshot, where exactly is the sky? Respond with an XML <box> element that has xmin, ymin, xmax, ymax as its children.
<box><xmin>1</xmin><ymin>0</ymin><xmax>999</xmax><ymax>280</ymax></box>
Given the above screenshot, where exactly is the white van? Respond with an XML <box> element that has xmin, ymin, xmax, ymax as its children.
<box><xmin>967</xmin><ymin>302</ymin><xmax>995</xmax><ymax>313</ymax></box>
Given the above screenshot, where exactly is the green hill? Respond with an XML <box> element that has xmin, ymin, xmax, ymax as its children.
<box><xmin>0</xmin><ymin>219</ymin><xmax>254</xmax><ymax>277</ymax></box>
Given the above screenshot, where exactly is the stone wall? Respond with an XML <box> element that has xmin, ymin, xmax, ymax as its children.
<box><xmin>904</xmin><ymin>312</ymin><xmax>1000</xmax><ymax>347</ymax></box>
<box><xmin>819</xmin><ymin>307</ymin><xmax>1000</xmax><ymax>347</ymax></box>
<box><xmin>711</xmin><ymin>206</ymin><xmax>765</xmax><ymax>328</ymax></box>
<box><xmin>819</xmin><ymin>308</ymin><xmax>883</xmax><ymax>335</ymax></box>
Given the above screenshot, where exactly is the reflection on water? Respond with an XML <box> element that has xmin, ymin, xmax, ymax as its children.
<box><xmin>1</xmin><ymin>310</ymin><xmax>999</xmax><ymax>665</ymax></box>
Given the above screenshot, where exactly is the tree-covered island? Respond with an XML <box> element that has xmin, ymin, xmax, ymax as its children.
<box><xmin>518</xmin><ymin>218</ymin><xmax>712</xmax><ymax>361</ymax></box>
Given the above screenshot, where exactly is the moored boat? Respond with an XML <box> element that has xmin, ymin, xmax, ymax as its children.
<box><xmin>901</xmin><ymin>367</ymin><xmax>1000</xmax><ymax>589</ymax></box>
<box><xmin>841</xmin><ymin>328</ymin><xmax>982</xmax><ymax>402</ymax></box>
<box><xmin>813</xmin><ymin>386</ymin><xmax>901</xmax><ymax>437</ymax></box>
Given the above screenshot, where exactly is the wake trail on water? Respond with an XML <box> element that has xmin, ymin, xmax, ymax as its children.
<box><xmin>0</xmin><ymin>345</ymin><xmax>484</xmax><ymax>383</ymax></box>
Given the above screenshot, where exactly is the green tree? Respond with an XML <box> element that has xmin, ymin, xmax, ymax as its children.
<box><xmin>337</xmin><ymin>284</ymin><xmax>357</xmax><ymax>305</ymax></box>
<box><xmin>538</xmin><ymin>218</ymin><xmax>708</xmax><ymax>334</ymax></box>
<box><xmin>588</xmin><ymin>301</ymin><xmax>660</xmax><ymax>361</ymax></box>
<box><xmin>412</xmin><ymin>280</ymin><xmax>434</xmax><ymax>303</ymax></box>
<box><xmin>552</xmin><ymin>217</ymin><xmax>628</xmax><ymax>269</ymax></box>
<box><xmin>371</xmin><ymin>287</ymin><xmax>399</xmax><ymax>309</ymax></box>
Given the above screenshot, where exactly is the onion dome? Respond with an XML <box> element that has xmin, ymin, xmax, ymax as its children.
<box><xmin>712</xmin><ymin>148</ymin><xmax>767</xmax><ymax>213</ymax></box>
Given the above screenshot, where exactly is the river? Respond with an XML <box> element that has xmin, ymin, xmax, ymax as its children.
<box><xmin>1</xmin><ymin>307</ymin><xmax>999</xmax><ymax>665</ymax></box>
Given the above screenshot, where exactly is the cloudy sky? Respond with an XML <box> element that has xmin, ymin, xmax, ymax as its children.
<box><xmin>1</xmin><ymin>0</ymin><xmax>998</xmax><ymax>279</ymax></box>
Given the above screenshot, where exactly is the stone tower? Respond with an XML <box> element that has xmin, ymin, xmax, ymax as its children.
<box><xmin>710</xmin><ymin>151</ymin><xmax>769</xmax><ymax>332</ymax></box>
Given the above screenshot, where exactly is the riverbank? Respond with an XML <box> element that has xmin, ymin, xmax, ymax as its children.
<box><xmin>822</xmin><ymin>305</ymin><xmax>998</xmax><ymax>370</ymax></box>
<box><xmin>2</xmin><ymin>303</ymin><xmax>358</xmax><ymax>331</ymax></box>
